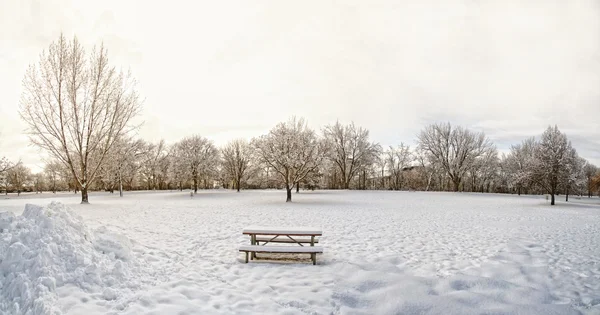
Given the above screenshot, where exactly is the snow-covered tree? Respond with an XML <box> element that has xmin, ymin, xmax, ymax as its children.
<box><xmin>139</xmin><ymin>140</ymin><xmax>169</xmax><ymax>190</ymax></box>
<box><xmin>253</xmin><ymin>117</ymin><xmax>329</xmax><ymax>202</ymax></box>
<box><xmin>168</xmin><ymin>144</ymin><xmax>187</xmax><ymax>191</ymax></box>
<box><xmin>221</xmin><ymin>139</ymin><xmax>252</xmax><ymax>192</ymax></box>
<box><xmin>417</xmin><ymin>122</ymin><xmax>494</xmax><ymax>191</ymax></box>
<box><xmin>469</xmin><ymin>145</ymin><xmax>499</xmax><ymax>193</ymax></box>
<box><xmin>32</xmin><ymin>173</ymin><xmax>46</xmax><ymax>193</ymax></box>
<box><xmin>103</xmin><ymin>137</ymin><xmax>147</xmax><ymax>196</ymax></box>
<box><xmin>44</xmin><ymin>160</ymin><xmax>64</xmax><ymax>193</ymax></box>
<box><xmin>583</xmin><ymin>162</ymin><xmax>598</xmax><ymax>198</ymax></box>
<box><xmin>414</xmin><ymin>147</ymin><xmax>442</xmax><ymax>191</ymax></box>
<box><xmin>504</xmin><ymin>137</ymin><xmax>536</xmax><ymax>195</ymax></box>
<box><xmin>323</xmin><ymin>121</ymin><xmax>379</xmax><ymax>189</ymax></box>
<box><xmin>7</xmin><ymin>163</ymin><xmax>31</xmax><ymax>196</ymax></box>
<box><xmin>19</xmin><ymin>34</ymin><xmax>142</xmax><ymax>203</ymax></box>
<box><xmin>386</xmin><ymin>143</ymin><xmax>412</xmax><ymax>190</ymax></box>
<box><xmin>175</xmin><ymin>135</ymin><xmax>219</xmax><ymax>193</ymax></box>
<box><xmin>530</xmin><ymin>125</ymin><xmax>574</xmax><ymax>205</ymax></box>
<box><xmin>561</xmin><ymin>149</ymin><xmax>583</xmax><ymax>202</ymax></box>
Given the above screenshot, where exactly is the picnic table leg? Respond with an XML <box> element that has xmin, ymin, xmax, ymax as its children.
<box><xmin>312</xmin><ymin>253</ymin><xmax>316</xmax><ymax>265</ymax></box>
<box><xmin>311</xmin><ymin>236</ymin><xmax>315</xmax><ymax>246</ymax></box>
<box><xmin>251</xmin><ymin>234</ymin><xmax>257</xmax><ymax>259</ymax></box>
<box><xmin>245</xmin><ymin>251</ymin><xmax>249</xmax><ymax>263</ymax></box>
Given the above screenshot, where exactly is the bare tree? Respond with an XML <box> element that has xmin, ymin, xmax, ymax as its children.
<box><xmin>221</xmin><ymin>139</ymin><xmax>252</xmax><ymax>192</ymax></box>
<box><xmin>7</xmin><ymin>163</ymin><xmax>31</xmax><ymax>196</ymax></box>
<box><xmin>32</xmin><ymin>173</ymin><xmax>46</xmax><ymax>193</ymax></box>
<box><xmin>504</xmin><ymin>137</ymin><xmax>536</xmax><ymax>195</ymax></box>
<box><xmin>104</xmin><ymin>137</ymin><xmax>147</xmax><ymax>196</ymax></box>
<box><xmin>561</xmin><ymin>149</ymin><xmax>582</xmax><ymax>202</ymax></box>
<box><xmin>19</xmin><ymin>34</ymin><xmax>141</xmax><ymax>204</ymax></box>
<box><xmin>139</xmin><ymin>140</ymin><xmax>169</xmax><ymax>190</ymax></box>
<box><xmin>414</xmin><ymin>147</ymin><xmax>441</xmax><ymax>191</ymax></box>
<box><xmin>583</xmin><ymin>162</ymin><xmax>598</xmax><ymax>198</ymax></box>
<box><xmin>386</xmin><ymin>143</ymin><xmax>412</xmax><ymax>190</ymax></box>
<box><xmin>253</xmin><ymin>117</ymin><xmax>329</xmax><ymax>202</ymax></box>
<box><xmin>44</xmin><ymin>160</ymin><xmax>63</xmax><ymax>193</ymax></box>
<box><xmin>175</xmin><ymin>135</ymin><xmax>219</xmax><ymax>193</ymax></box>
<box><xmin>323</xmin><ymin>121</ymin><xmax>379</xmax><ymax>189</ymax></box>
<box><xmin>468</xmin><ymin>145</ymin><xmax>499</xmax><ymax>193</ymax></box>
<box><xmin>530</xmin><ymin>125</ymin><xmax>574</xmax><ymax>205</ymax></box>
<box><xmin>417</xmin><ymin>122</ymin><xmax>494</xmax><ymax>192</ymax></box>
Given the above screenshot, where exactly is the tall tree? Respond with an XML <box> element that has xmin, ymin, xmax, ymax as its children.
<box><xmin>323</xmin><ymin>121</ymin><xmax>379</xmax><ymax>189</ymax></box>
<box><xmin>417</xmin><ymin>122</ymin><xmax>494</xmax><ymax>191</ymax></box>
<box><xmin>19</xmin><ymin>34</ymin><xmax>142</xmax><ymax>203</ymax></box>
<box><xmin>253</xmin><ymin>117</ymin><xmax>328</xmax><ymax>202</ymax></box>
<box><xmin>530</xmin><ymin>125</ymin><xmax>574</xmax><ymax>205</ymax></box>
<box><xmin>221</xmin><ymin>139</ymin><xmax>252</xmax><ymax>192</ymax></box>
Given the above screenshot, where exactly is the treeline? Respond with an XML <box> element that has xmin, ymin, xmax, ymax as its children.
<box><xmin>2</xmin><ymin>118</ymin><xmax>599</xmax><ymax>204</ymax></box>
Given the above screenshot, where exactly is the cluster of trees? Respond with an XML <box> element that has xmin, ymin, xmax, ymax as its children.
<box><xmin>4</xmin><ymin>34</ymin><xmax>600</xmax><ymax>204</ymax></box>
<box><xmin>4</xmin><ymin>116</ymin><xmax>600</xmax><ymax>205</ymax></box>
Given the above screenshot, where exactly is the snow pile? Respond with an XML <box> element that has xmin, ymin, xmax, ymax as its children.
<box><xmin>0</xmin><ymin>202</ymin><xmax>135</xmax><ymax>315</ymax></box>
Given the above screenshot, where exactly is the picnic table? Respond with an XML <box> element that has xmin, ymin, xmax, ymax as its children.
<box><xmin>239</xmin><ymin>226</ymin><xmax>324</xmax><ymax>265</ymax></box>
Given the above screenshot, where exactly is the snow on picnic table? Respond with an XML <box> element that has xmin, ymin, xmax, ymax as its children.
<box><xmin>1</xmin><ymin>190</ymin><xmax>600</xmax><ymax>315</ymax></box>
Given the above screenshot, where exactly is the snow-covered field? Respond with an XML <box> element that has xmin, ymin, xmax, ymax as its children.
<box><xmin>1</xmin><ymin>190</ymin><xmax>600</xmax><ymax>315</ymax></box>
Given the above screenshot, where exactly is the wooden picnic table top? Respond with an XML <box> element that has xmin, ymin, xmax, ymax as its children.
<box><xmin>242</xmin><ymin>226</ymin><xmax>322</xmax><ymax>236</ymax></box>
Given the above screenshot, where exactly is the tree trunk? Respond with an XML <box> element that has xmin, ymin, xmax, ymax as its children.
<box><xmin>452</xmin><ymin>179</ymin><xmax>460</xmax><ymax>192</ymax></box>
<box><xmin>286</xmin><ymin>185</ymin><xmax>292</xmax><ymax>202</ymax></box>
<box><xmin>236</xmin><ymin>179</ymin><xmax>241</xmax><ymax>192</ymax></box>
<box><xmin>296</xmin><ymin>183</ymin><xmax>300</xmax><ymax>193</ymax></box>
<box><xmin>193</xmin><ymin>176</ymin><xmax>198</xmax><ymax>193</ymax></box>
<box><xmin>81</xmin><ymin>186</ymin><xmax>89</xmax><ymax>204</ymax></box>
<box><xmin>550</xmin><ymin>193</ymin><xmax>555</xmax><ymax>205</ymax></box>
<box><xmin>566</xmin><ymin>187</ymin><xmax>569</xmax><ymax>202</ymax></box>
<box><xmin>119</xmin><ymin>174</ymin><xmax>123</xmax><ymax>197</ymax></box>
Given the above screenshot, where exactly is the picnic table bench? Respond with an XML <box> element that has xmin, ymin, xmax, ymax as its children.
<box><xmin>239</xmin><ymin>226</ymin><xmax>323</xmax><ymax>265</ymax></box>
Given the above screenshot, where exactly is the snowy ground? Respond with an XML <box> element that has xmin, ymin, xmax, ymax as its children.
<box><xmin>1</xmin><ymin>190</ymin><xmax>600</xmax><ymax>315</ymax></box>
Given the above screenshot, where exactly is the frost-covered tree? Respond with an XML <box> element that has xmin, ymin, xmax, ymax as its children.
<box><xmin>583</xmin><ymin>162</ymin><xmax>598</xmax><ymax>198</ymax></box>
<box><xmin>139</xmin><ymin>140</ymin><xmax>169</xmax><ymax>190</ymax></box>
<box><xmin>530</xmin><ymin>125</ymin><xmax>574</xmax><ymax>205</ymax></box>
<box><xmin>386</xmin><ymin>143</ymin><xmax>412</xmax><ymax>190</ymax></box>
<box><xmin>44</xmin><ymin>160</ymin><xmax>63</xmax><ymax>193</ymax></box>
<box><xmin>253</xmin><ymin>117</ymin><xmax>329</xmax><ymax>202</ymax></box>
<box><xmin>414</xmin><ymin>147</ymin><xmax>442</xmax><ymax>191</ymax></box>
<box><xmin>19</xmin><ymin>34</ymin><xmax>142</xmax><ymax>204</ymax></box>
<box><xmin>32</xmin><ymin>173</ymin><xmax>46</xmax><ymax>193</ymax></box>
<box><xmin>469</xmin><ymin>145</ymin><xmax>499</xmax><ymax>193</ymax></box>
<box><xmin>504</xmin><ymin>137</ymin><xmax>536</xmax><ymax>195</ymax></box>
<box><xmin>417</xmin><ymin>122</ymin><xmax>494</xmax><ymax>191</ymax></box>
<box><xmin>561</xmin><ymin>150</ymin><xmax>583</xmax><ymax>202</ymax></box>
<box><xmin>103</xmin><ymin>137</ymin><xmax>147</xmax><ymax>196</ymax></box>
<box><xmin>221</xmin><ymin>139</ymin><xmax>252</xmax><ymax>192</ymax></box>
<box><xmin>323</xmin><ymin>121</ymin><xmax>379</xmax><ymax>189</ymax></box>
<box><xmin>175</xmin><ymin>135</ymin><xmax>219</xmax><ymax>193</ymax></box>
<box><xmin>168</xmin><ymin>144</ymin><xmax>187</xmax><ymax>191</ymax></box>
<box><xmin>7</xmin><ymin>163</ymin><xmax>31</xmax><ymax>196</ymax></box>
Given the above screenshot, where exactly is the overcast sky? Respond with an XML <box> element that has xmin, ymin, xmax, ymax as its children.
<box><xmin>1</xmin><ymin>0</ymin><xmax>599</xmax><ymax>172</ymax></box>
